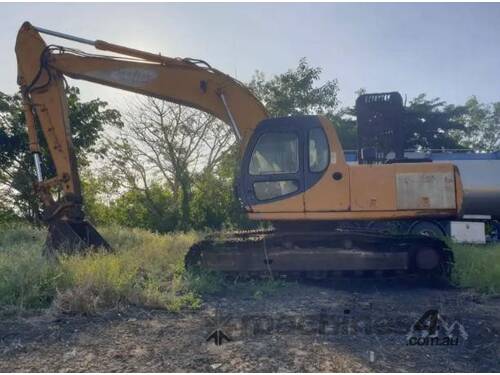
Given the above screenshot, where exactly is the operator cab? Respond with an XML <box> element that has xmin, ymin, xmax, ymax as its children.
<box><xmin>238</xmin><ymin>116</ymin><xmax>331</xmax><ymax>208</ymax></box>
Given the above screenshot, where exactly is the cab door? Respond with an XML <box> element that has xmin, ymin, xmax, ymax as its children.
<box><xmin>304</xmin><ymin>117</ymin><xmax>350</xmax><ymax>212</ymax></box>
<box><xmin>239</xmin><ymin>118</ymin><xmax>305</xmax><ymax>213</ymax></box>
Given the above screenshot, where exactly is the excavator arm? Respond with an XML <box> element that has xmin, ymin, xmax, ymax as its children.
<box><xmin>15</xmin><ymin>22</ymin><xmax>268</xmax><ymax>252</ymax></box>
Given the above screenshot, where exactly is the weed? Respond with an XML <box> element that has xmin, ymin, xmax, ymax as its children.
<box><xmin>0</xmin><ymin>224</ymin><xmax>60</xmax><ymax>310</ymax></box>
<box><xmin>0</xmin><ymin>223</ymin><xmax>201</xmax><ymax>313</ymax></box>
<box><xmin>56</xmin><ymin>228</ymin><xmax>201</xmax><ymax>313</ymax></box>
<box><xmin>183</xmin><ymin>268</ymin><xmax>227</xmax><ymax>295</ymax></box>
<box><xmin>451</xmin><ymin>242</ymin><xmax>500</xmax><ymax>294</ymax></box>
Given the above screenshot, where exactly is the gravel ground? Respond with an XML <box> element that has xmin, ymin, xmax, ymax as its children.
<box><xmin>1</xmin><ymin>279</ymin><xmax>499</xmax><ymax>372</ymax></box>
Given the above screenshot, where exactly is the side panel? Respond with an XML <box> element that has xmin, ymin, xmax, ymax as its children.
<box><xmin>394</xmin><ymin>163</ymin><xmax>456</xmax><ymax>210</ymax></box>
<box><xmin>251</xmin><ymin>193</ymin><xmax>305</xmax><ymax>213</ymax></box>
<box><xmin>350</xmin><ymin>165</ymin><xmax>397</xmax><ymax>211</ymax></box>
<box><xmin>248</xmin><ymin>209</ymin><xmax>458</xmax><ymax>221</ymax></box>
<box><xmin>304</xmin><ymin>117</ymin><xmax>350</xmax><ymax>212</ymax></box>
<box><xmin>350</xmin><ymin>163</ymin><xmax>457</xmax><ymax>212</ymax></box>
<box><xmin>396</xmin><ymin>172</ymin><xmax>456</xmax><ymax>210</ymax></box>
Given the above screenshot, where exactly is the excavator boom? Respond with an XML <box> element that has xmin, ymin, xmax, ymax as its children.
<box><xmin>15</xmin><ymin>22</ymin><xmax>267</xmax><ymax>253</ymax></box>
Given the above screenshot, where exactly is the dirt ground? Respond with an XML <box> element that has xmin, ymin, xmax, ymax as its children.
<box><xmin>1</xmin><ymin>279</ymin><xmax>499</xmax><ymax>372</ymax></box>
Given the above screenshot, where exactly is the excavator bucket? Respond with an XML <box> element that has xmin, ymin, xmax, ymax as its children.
<box><xmin>43</xmin><ymin>220</ymin><xmax>111</xmax><ymax>257</ymax></box>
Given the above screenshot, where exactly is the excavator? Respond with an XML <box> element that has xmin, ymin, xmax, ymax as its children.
<box><xmin>15</xmin><ymin>22</ymin><xmax>463</xmax><ymax>277</ymax></box>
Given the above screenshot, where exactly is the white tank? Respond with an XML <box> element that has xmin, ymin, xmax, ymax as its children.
<box><xmin>433</xmin><ymin>158</ymin><xmax>500</xmax><ymax>219</ymax></box>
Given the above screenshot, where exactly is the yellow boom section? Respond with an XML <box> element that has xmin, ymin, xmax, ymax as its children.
<box><xmin>15</xmin><ymin>21</ymin><xmax>268</xmax><ymax>205</ymax></box>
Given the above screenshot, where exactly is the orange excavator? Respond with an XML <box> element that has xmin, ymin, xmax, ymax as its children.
<box><xmin>16</xmin><ymin>22</ymin><xmax>463</xmax><ymax>277</ymax></box>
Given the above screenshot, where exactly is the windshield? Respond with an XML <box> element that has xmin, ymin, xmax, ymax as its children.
<box><xmin>249</xmin><ymin>132</ymin><xmax>299</xmax><ymax>175</ymax></box>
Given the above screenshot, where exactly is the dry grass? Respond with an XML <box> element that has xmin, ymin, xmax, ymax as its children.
<box><xmin>0</xmin><ymin>224</ymin><xmax>201</xmax><ymax>314</ymax></box>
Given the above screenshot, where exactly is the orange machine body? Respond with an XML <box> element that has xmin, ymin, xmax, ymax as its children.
<box><xmin>244</xmin><ymin>116</ymin><xmax>463</xmax><ymax>222</ymax></box>
<box><xmin>15</xmin><ymin>22</ymin><xmax>463</xmax><ymax>228</ymax></box>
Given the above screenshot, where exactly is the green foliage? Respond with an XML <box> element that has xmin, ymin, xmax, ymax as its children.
<box><xmin>248</xmin><ymin>58</ymin><xmax>359</xmax><ymax>149</ymax></box>
<box><xmin>108</xmin><ymin>185</ymin><xmax>180</xmax><ymax>233</ymax></box>
<box><xmin>403</xmin><ymin>94</ymin><xmax>467</xmax><ymax>150</ymax></box>
<box><xmin>245</xmin><ymin>279</ymin><xmax>288</xmax><ymax>300</ymax></box>
<box><xmin>183</xmin><ymin>268</ymin><xmax>286</xmax><ymax>300</ymax></box>
<box><xmin>0</xmin><ymin>93</ymin><xmax>25</xmax><ymax>170</ymax></box>
<box><xmin>0</xmin><ymin>223</ymin><xmax>201</xmax><ymax>313</ymax></box>
<box><xmin>2</xmin><ymin>224</ymin><xmax>500</xmax><ymax>316</ymax></box>
<box><xmin>458</xmin><ymin>96</ymin><xmax>500</xmax><ymax>151</ymax></box>
<box><xmin>386</xmin><ymin>94</ymin><xmax>500</xmax><ymax>152</ymax></box>
<box><xmin>451</xmin><ymin>243</ymin><xmax>500</xmax><ymax>294</ymax></box>
<box><xmin>190</xmin><ymin>173</ymin><xmax>235</xmax><ymax>230</ymax></box>
<box><xmin>0</xmin><ymin>224</ymin><xmax>60</xmax><ymax>310</ymax></box>
<box><xmin>336</xmin><ymin>92</ymin><xmax>500</xmax><ymax>153</ymax></box>
<box><xmin>66</xmin><ymin>87</ymin><xmax>123</xmax><ymax>161</ymax></box>
<box><xmin>80</xmin><ymin>171</ymin><xmax>115</xmax><ymax>225</ymax></box>
<box><xmin>190</xmin><ymin>149</ymin><xmax>255</xmax><ymax>231</ymax></box>
<box><xmin>82</xmin><ymin>143</ymin><xmax>253</xmax><ymax>232</ymax></box>
<box><xmin>0</xmin><ymin>88</ymin><xmax>122</xmax><ymax>221</ymax></box>
<box><xmin>55</xmin><ymin>226</ymin><xmax>201</xmax><ymax>313</ymax></box>
<box><xmin>330</xmin><ymin>111</ymin><xmax>358</xmax><ymax>150</ymax></box>
<box><xmin>249</xmin><ymin>58</ymin><xmax>340</xmax><ymax>118</ymax></box>
<box><xmin>0</xmin><ymin>205</ymin><xmax>18</xmax><ymax>225</ymax></box>
<box><xmin>183</xmin><ymin>268</ymin><xmax>227</xmax><ymax>295</ymax></box>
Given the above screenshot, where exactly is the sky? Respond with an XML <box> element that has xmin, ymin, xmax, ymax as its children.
<box><xmin>1</xmin><ymin>2</ymin><xmax>500</xmax><ymax>111</ymax></box>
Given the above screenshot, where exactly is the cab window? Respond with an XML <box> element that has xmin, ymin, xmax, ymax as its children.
<box><xmin>253</xmin><ymin>180</ymin><xmax>298</xmax><ymax>201</ymax></box>
<box><xmin>249</xmin><ymin>132</ymin><xmax>299</xmax><ymax>175</ymax></box>
<box><xmin>308</xmin><ymin>128</ymin><xmax>329</xmax><ymax>172</ymax></box>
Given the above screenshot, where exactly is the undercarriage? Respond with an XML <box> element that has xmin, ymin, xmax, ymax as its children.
<box><xmin>185</xmin><ymin>227</ymin><xmax>454</xmax><ymax>280</ymax></box>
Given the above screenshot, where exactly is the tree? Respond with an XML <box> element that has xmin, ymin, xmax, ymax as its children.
<box><xmin>403</xmin><ymin>94</ymin><xmax>467</xmax><ymax>150</ymax></box>
<box><xmin>111</xmin><ymin>183</ymin><xmax>180</xmax><ymax>233</ymax></box>
<box><xmin>330</xmin><ymin>110</ymin><xmax>359</xmax><ymax>150</ymax></box>
<box><xmin>104</xmin><ymin>97</ymin><xmax>235</xmax><ymax>231</ymax></box>
<box><xmin>458</xmin><ymin>96</ymin><xmax>500</xmax><ymax>151</ymax></box>
<box><xmin>80</xmin><ymin>170</ymin><xmax>118</xmax><ymax>225</ymax></box>
<box><xmin>249</xmin><ymin>58</ymin><xmax>340</xmax><ymax>117</ymax></box>
<box><xmin>0</xmin><ymin>87</ymin><xmax>122</xmax><ymax>221</ymax></box>
<box><xmin>190</xmin><ymin>145</ymin><xmax>255</xmax><ymax>230</ymax></box>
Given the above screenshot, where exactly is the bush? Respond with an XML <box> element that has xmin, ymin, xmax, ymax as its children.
<box><xmin>0</xmin><ymin>223</ymin><xmax>201</xmax><ymax>313</ymax></box>
<box><xmin>451</xmin><ymin>243</ymin><xmax>500</xmax><ymax>294</ymax></box>
<box><xmin>0</xmin><ymin>224</ymin><xmax>61</xmax><ymax>310</ymax></box>
<box><xmin>57</xmin><ymin>226</ymin><xmax>200</xmax><ymax>313</ymax></box>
